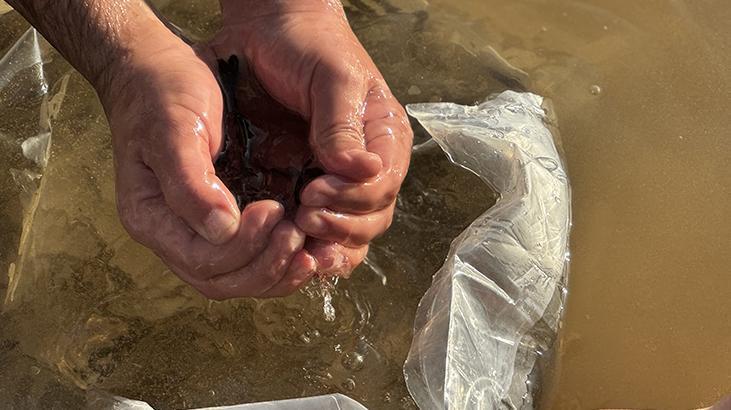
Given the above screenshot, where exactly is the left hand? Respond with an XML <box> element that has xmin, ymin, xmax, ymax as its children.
<box><xmin>207</xmin><ymin>0</ymin><xmax>413</xmax><ymax>277</ymax></box>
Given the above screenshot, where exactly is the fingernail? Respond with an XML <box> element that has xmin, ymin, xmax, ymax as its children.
<box><xmin>203</xmin><ymin>209</ymin><xmax>238</xmax><ymax>244</ymax></box>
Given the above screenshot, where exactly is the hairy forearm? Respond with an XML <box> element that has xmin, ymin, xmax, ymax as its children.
<box><xmin>6</xmin><ymin>0</ymin><xmax>167</xmax><ymax>89</ymax></box>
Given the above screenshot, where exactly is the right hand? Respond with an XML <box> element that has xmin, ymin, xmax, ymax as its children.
<box><xmin>98</xmin><ymin>25</ymin><xmax>317</xmax><ymax>299</ymax></box>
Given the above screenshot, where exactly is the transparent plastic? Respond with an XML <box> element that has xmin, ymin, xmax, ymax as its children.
<box><xmin>0</xmin><ymin>27</ymin><xmax>71</xmax><ymax>306</ymax></box>
<box><xmin>88</xmin><ymin>391</ymin><xmax>366</xmax><ymax>410</ymax></box>
<box><xmin>404</xmin><ymin>91</ymin><xmax>571</xmax><ymax>409</ymax></box>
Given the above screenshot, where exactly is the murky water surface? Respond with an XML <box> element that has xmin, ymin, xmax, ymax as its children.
<box><xmin>1</xmin><ymin>0</ymin><xmax>730</xmax><ymax>409</ymax></box>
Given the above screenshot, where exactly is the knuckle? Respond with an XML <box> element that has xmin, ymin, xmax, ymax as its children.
<box><xmin>161</xmin><ymin>166</ymin><xmax>201</xmax><ymax>199</ymax></box>
<box><xmin>381</xmin><ymin>188</ymin><xmax>398</xmax><ymax>205</ymax></box>
<box><xmin>265</xmin><ymin>261</ymin><xmax>288</xmax><ymax>284</ymax></box>
<box><xmin>363</xmin><ymin>186</ymin><xmax>396</xmax><ymax>210</ymax></box>
<box><xmin>318</xmin><ymin>122</ymin><xmax>363</xmax><ymax>148</ymax></box>
<box><xmin>324</xmin><ymin>62</ymin><xmax>358</xmax><ymax>85</ymax></box>
<box><xmin>354</xmin><ymin>193</ymin><xmax>381</xmax><ymax>211</ymax></box>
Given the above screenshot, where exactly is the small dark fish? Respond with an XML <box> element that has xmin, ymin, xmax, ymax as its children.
<box><xmin>214</xmin><ymin>55</ymin><xmax>323</xmax><ymax>216</ymax></box>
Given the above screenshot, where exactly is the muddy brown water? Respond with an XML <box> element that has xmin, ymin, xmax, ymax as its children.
<box><xmin>0</xmin><ymin>0</ymin><xmax>729</xmax><ymax>409</ymax></box>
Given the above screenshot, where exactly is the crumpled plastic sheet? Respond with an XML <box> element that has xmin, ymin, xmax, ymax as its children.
<box><xmin>87</xmin><ymin>391</ymin><xmax>367</xmax><ymax>410</ymax></box>
<box><xmin>404</xmin><ymin>91</ymin><xmax>571</xmax><ymax>410</ymax></box>
<box><xmin>1</xmin><ymin>27</ymin><xmax>69</xmax><ymax>305</ymax></box>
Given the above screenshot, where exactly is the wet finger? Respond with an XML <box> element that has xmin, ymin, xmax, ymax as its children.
<box><xmin>295</xmin><ymin>202</ymin><xmax>396</xmax><ymax>247</ymax></box>
<box><xmin>309</xmin><ymin>61</ymin><xmax>382</xmax><ymax>180</ymax></box>
<box><xmin>306</xmin><ymin>239</ymin><xmax>369</xmax><ymax>279</ymax></box>
<box><xmin>143</xmin><ymin>109</ymin><xmax>241</xmax><ymax>245</ymax></box>
<box><xmin>300</xmin><ymin>85</ymin><xmax>412</xmax><ymax>213</ymax></box>
<box><xmin>117</xmin><ymin>167</ymin><xmax>284</xmax><ymax>280</ymax></box>
<box><xmin>259</xmin><ymin>250</ymin><xmax>318</xmax><ymax>298</ymax></box>
<box><xmin>299</xmin><ymin>173</ymin><xmax>399</xmax><ymax>214</ymax></box>
<box><xmin>196</xmin><ymin>221</ymin><xmax>306</xmax><ymax>299</ymax></box>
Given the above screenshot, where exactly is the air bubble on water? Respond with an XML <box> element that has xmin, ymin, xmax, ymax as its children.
<box><xmin>342</xmin><ymin>351</ymin><xmax>365</xmax><ymax>371</ymax></box>
<box><xmin>342</xmin><ymin>377</ymin><xmax>356</xmax><ymax>391</ymax></box>
<box><xmin>590</xmin><ymin>84</ymin><xmax>602</xmax><ymax>95</ymax></box>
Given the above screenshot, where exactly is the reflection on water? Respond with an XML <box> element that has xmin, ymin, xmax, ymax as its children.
<box><xmin>1</xmin><ymin>0</ymin><xmax>730</xmax><ymax>409</ymax></box>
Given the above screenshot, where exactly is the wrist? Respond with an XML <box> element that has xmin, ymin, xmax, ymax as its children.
<box><xmin>94</xmin><ymin>17</ymin><xmax>184</xmax><ymax>107</ymax></box>
<box><xmin>87</xmin><ymin>4</ymin><xmax>183</xmax><ymax>98</ymax></box>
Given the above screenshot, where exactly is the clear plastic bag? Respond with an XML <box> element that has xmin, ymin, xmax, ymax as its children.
<box><xmin>0</xmin><ymin>26</ymin><xmax>71</xmax><ymax>305</ymax></box>
<box><xmin>404</xmin><ymin>91</ymin><xmax>571</xmax><ymax>409</ymax></box>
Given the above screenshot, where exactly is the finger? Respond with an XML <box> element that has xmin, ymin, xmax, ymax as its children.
<box><xmin>259</xmin><ymin>250</ymin><xmax>318</xmax><ymax>298</ymax></box>
<box><xmin>299</xmin><ymin>173</ymin><xmax>399</xmax><ymax>214</ymax></box>
<box><xmin>195</xmin><ymin>221</ymin><xmax>306</xmax><ymax>300</ymax></box>
<box><xmin>167</xmin><ymin>200</ymin><xmax>284</xmax><ymax>279</ymax></box>
<box><xmin>116</xmin><ymin>163</ymin><xmax>285</xmax><ymax>279</ymax></box>
<box><xmin>362</xmin><ymin>85</ymin><xmax>413</xmax><ymax>173</ymax></box>
<box><xmin>143</xmin><ymin>110</ymin><xmax>241</xmax><ymax>245</ymax></box>
<box><xmin>309</xmin><ymin>62</ymin><xmax>383</xmax><ymax>181</ymax></box>
<box><xmin>295</xmin><ymin>202</ymin><xmax>395</xmax><ymax>247</ymax></box>
<box><xmin>301</xmin><ymin>84</ymin><xmax>412</xmax><ymax>212</ymax></box>
<box><xmin>306</xmin><ymin>239</ymin><xmax>369</xmax><ymax>279</ymax></box>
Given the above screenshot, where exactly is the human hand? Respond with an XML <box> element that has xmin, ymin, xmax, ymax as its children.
<box><xmin>211</xmin><ymin>0</ymin><xmax>413</xmax><ymax>276</ymax></box>
<box><xmin>98</xmin><ymin>18</ymin><xmax>317</xmax><ymax>299</ymax></box>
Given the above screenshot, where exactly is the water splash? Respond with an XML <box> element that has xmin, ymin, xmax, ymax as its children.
<box><xmin>308</xmin><ymin>275</ymin><xmax>339</xmax><ymax>322</ymax></box>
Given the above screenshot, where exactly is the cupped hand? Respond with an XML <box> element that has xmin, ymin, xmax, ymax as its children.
<box><xmin>211</xmin><ymin>0</ymin><xmax>413</xmax><ymax>276</ymax></box>
<box><xmin>99</xmin><ymin>29</ymin><xmax>317</xmax><ymax>299</ymax></box>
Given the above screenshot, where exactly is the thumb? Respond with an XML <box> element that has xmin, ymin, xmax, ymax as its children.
<box><xmin>309</xmin><ymin>66</ymin><xmax>382</xmax><ymax>181</ymax></box>
<box><xmin>145</xmin><ymin>116</ymin><xmax>240</xmax><ymax>245</ymax></box>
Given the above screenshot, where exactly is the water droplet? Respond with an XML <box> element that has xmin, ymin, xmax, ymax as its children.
<box><xmin>342</xmin><ymin>351</ymin><xmax>365</xmax><ymax>371</ymax></box>
<box><xmin>590</xmin><ymin>85</ymin><xmax>602</xmax><ymax>96</ymax></box>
